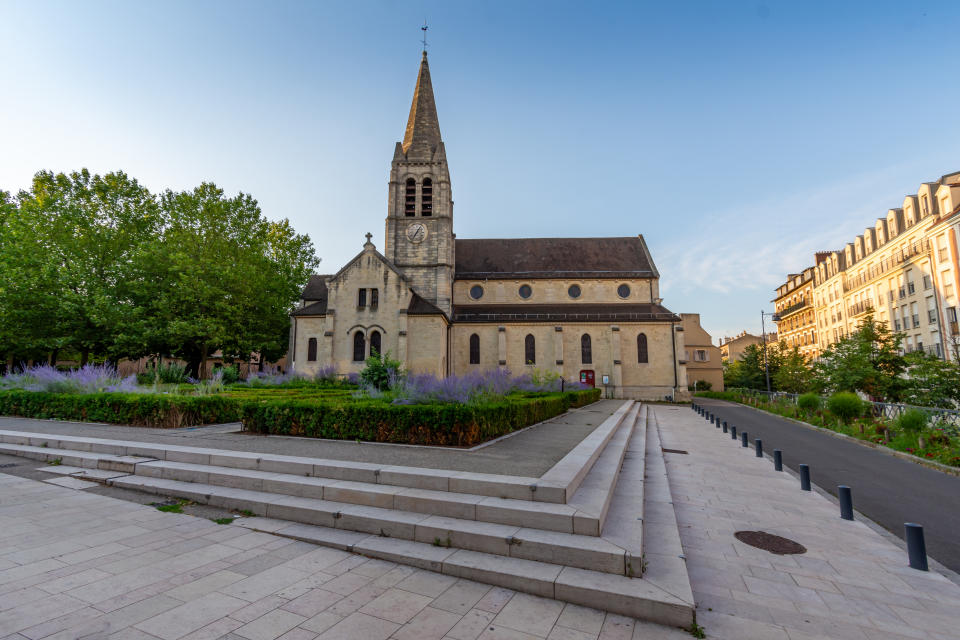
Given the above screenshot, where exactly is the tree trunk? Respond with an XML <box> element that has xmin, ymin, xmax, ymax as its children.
<box><xmin>199</xmin><ymin>343</ymin><xmax>209</xmax><ymax>380</ymax></box>
<box><xmin>80</xmin><ymin>348</ymin><xmax>90</xmax><ymax>367</ymax></box>
<box><xmin>49</xmin><ymin>348</ymin><xmax>59</xmax><ymax>367</ymax></box>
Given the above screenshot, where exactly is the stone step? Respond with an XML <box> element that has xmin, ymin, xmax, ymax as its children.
<box><xmin>106</xmin><ymin>474</ymin><xmax>629</xmax><ymax>575</ymax></box>
<box><xmin>230</xmin><ymin>516</ymin><xmax>693</xmax><ymax>628</ymax></box>
<box><xmin>0</xmin><ymin>442</ymin><xmax>156</xmax><ymax>473</ymax></box>
<box><xmin>0</xmin><ymin>429</ymin><xmax>569</xmax><ymax>503</ymax></box>
<box><xmin>133</xmin><ymin>459</ymin><xmax>591</xmax><ymax>533</ymax></box>
<box><xmin>539</xmin><ymin>400</ymin><xmax>635</xmax><ymax>502</ymax></box>
<box><xmin>567</xmin><ymin>403</ymin><xmax>641</xmax><ymax>535</ymax></box>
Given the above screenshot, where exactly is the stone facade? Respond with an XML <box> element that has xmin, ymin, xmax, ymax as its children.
<box><xmin>775</xmin><ymin>171</ymin><xmax>960</xmax><ymax>361</ymax></box>
<box><xmin>290</xmin><ymin>51</ymin><xmax>689</xmax><ymax>400</ymax></box>
<box><xmin>680</xmin><ymin>313</ymin><xmax>723</xmax><ymax>391</ymax></box>
<box><xmin>773</xmin><ymin>268</ymin><xmax>818</xmax><ymax>360</ymax></box>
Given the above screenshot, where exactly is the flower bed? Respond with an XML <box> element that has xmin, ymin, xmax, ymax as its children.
<box><xmin>696</xmin><ymin>389</ymin><xmax>960</xmax><ymax>468</ymax></box>
<box><xmin>0</xmin><ymin>387</ymin><xmax>600</xmax><ymax>446</ymax></box>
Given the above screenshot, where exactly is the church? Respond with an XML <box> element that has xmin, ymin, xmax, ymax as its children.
<box><xmin>289</xmin><ymin>52</ymin><xmax>689</xmax><ymax>400</ymax></box>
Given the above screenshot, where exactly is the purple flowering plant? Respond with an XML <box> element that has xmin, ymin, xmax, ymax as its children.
<box><xmin>0</xmin><ymin>363</ymin><xmax>138</xmax><ymax>394</ymax></box>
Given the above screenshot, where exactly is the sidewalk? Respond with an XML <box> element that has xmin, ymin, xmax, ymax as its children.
<box><xmin>653</xmin><ymin>404</ymin><xmax>960</xmax><ymax>640</ymax></box>
<box><xmin>0</xmin><ymin>472</ymin><xmax>684</xmax><ymax>640</ymax></box>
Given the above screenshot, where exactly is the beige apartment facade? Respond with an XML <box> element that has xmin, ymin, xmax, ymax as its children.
<box><xmin>719</xmin><ymin>331</ymin><xmax>776</xmax><ymax>363</ymax></box>
<box><xmin>289</xmin><ymin>51</ymin><xmax>690</xmax><ymax>400</ymax></box>
<box><xmin>780</xmin><ymin>171</ymin><xmax>960</xmax><ymax>361</ymax></box>
<box><xmin>774</xmin><ymin>267</ymin><xmax>818</xmax><ymax>359</ymax></box>
<box><xmin>681</xmin><ymin>313</ymin><xmax>723</xmax><ymax>391</ymax></box>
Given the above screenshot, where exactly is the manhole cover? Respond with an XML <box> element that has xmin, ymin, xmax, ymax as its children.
<box><xmin>734</xmin><ymin>531</ymin><xmax>806</xmax><ymax>555</ymax></box>
<box><xmin>661</xmin><ymin>448</ymin><xmax>688</xmax><ymax>455</ymax></box>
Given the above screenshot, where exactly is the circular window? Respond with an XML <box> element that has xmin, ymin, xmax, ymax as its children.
<box><xmin>568</xmin><ymin>284</ymin><xmax>581</xmax><ymax>299</ymax></box>
<box><xmin>519</xmin><ymin>284</ymin><xmax>532</xmax><ymax>299</ymax></box>
<box><xmin>617</xmin><ymin>284</ymin><xmax>631</xmax><ymax>299</ymax></box>
<box><xmin>469</xmin><ymin>285</ymin><xmax>484</xmax><ymax>300</ymax></box>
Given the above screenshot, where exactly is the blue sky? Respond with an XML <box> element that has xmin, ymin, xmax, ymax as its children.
<box><xmin>2</xmin><ymin>1</ymin><xmax>958</xmax><ymax>341</ymax></box>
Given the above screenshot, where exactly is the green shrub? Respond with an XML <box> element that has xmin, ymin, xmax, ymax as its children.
<box><xmin>217</xmin><ymin>365</ymin><xmax>241</xmax><ymax>384</ymax></box>
<box><xmin>827</xmin><ymin>392</ymin><xmax>864</xmax><ymax>424</ymax></box>
<box><xmin>360</xmin><ymin>351</ymin><xmax>404</xmax><ymax>391</ymax></box>
<box><xmin>137</xmin><ymin>362</ymin><xmax>189</xmax><ymax>385</ymax></box>
<box><xmin>895</xmin><ymin>408</ymin><xmax>927</xmax><ymax>432</ymax></box>
<box><xmin>0</xmin><ymin>387</ymin><xmax>600</xmax><ymax>445</ymax></box>
<box><xmin>797</xmin><ymin>393</ymin><xmax>821</xmax><ymax>411</ymax></box>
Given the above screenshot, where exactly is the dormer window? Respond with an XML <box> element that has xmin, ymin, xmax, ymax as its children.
<box><xmin>404</xmin><ymin>178</ymin><xmax>416</xmax><ymax>216</ymax></box>
<box><xmin>922</xmin><ymin>195</ymin><xmax>929</xmax><ymax>215</ymax></box>
<box><xmin>422</xmin><ymin>178</ymin><xmax>433</xmax><ymax>216</ymax></box>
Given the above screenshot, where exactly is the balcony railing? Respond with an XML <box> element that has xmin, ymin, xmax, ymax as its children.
<box><xmin>842</xmin><ymin>238</ymin><xmax>930</xmax><ymax>292</ymax></box>
<box><xmin>848</xmin><ymin>301</ymin><xmax>874</xmax><ymax>317</ymax></box>
<box><xmin>777</xmin><ymin>299</ymin><xmax>809</xmax><ymax>319</ymax></box>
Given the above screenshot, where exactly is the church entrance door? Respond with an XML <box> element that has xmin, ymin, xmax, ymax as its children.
<box><xmin>579</xmin><ymin>370</ymin><xmax>595</xmax><ymax>388</ymax></box>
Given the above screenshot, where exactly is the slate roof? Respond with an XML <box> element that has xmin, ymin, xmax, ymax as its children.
<box><xmin>408</xmin><ymin>293</ymin><xmax>445</xmax><ymax>315</ymax></box>
<box><xmin>454</xmin><ymin>237</ymin><xmax>658</xmax><ymax>280</ymax></box>
<box><xmin>452</xmin><ymin>303</ymin><xmax>679</xmax><ymax>323</ymax></box>
<box><xmin>301</xmin><ymin>275</ymin><xmax>330</xmax><ymax>302</ymax></box>
<box><xmin>290</xmin><ymin>300</ymin><xmax>328</xmax><ymax>317</ymax></box>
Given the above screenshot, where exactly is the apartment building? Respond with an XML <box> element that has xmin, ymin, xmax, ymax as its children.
<box><xmin>779</xmin><ymin>171</ymin><xmax>960</xmax><ymax>360</ymax></box>
<box><xmin>773</xmin><ymin>267</ymin><xmax>818</xmax><ymax>359</ymax></box>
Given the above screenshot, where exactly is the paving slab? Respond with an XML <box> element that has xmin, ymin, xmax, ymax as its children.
<box><xmin>656</xmin><ymin>403</ymin><xmax>960</xmax><ymax>640</ymax></box>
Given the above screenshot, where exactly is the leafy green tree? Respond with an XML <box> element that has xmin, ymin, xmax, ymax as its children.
<box><xmin>133</xmin><ymin>183</ymin><xmax>318</xmax><ymax>377</ymax></box>
<box><xmin>723</xmin><ymin>341</ymin><xmax>785</xmax><ymax>390</ymax></box>
<box><xmin>812</xmin><ymin>312</ymin><xmax>906</xmax><ymax>400</ymax></box>
<box><xmin>901</xmin><ymin>352</ymin><xmax>960</xmax><ymax>409</ymax></box>
<box><xmin>772</xmin><ymin>346</ymin><xmax>813</xmax><ymax>393</ymax></box>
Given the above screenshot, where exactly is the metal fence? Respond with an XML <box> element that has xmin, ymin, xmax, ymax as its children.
<box><xmin>735</xmin><ymin>388</ymin><xmax>960</xmax><ymax>435</ymax></box>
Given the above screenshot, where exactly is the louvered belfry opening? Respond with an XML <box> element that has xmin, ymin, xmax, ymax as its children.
<box><xmin>421</xmin><ymin>178</ymin><xmax>432</xmax><ymax>216</ymax></box>
<box><xmin>405</xmin><ymin>178</ymin><xmax>416</xmax><ymax>216</ymax></box>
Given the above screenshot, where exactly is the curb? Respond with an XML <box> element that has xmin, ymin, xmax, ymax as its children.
<box><xmin>712</xmin><ymin>399</ymin><xmax>960</xmax><ymax>478</ymax></box>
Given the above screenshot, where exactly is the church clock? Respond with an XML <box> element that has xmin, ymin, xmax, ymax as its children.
<box><xmin>406</xmin><ymin>222</ymin><xmax>427</xmax><ymax>243</ymax></box>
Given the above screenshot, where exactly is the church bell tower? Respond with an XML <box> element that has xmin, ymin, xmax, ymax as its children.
<box><xmin>384</xmin><ymin>51</ymin><xmax>454</xmax><ymax>316</ymax></box>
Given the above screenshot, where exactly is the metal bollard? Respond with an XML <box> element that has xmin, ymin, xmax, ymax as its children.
<box><xmin>722</xmin><ymin>421</ymin><xmax>728</xmax><ymax>433</ymax></box>
<box><xmin>730</xmin><ymin>425</ymin><xmax>737</xmax><ymax>439</ymax></box>
<box><xmin>741</xmin><ymin>432</ymin><xmax>748</xmax><ymax>447</ymax></box>
<box><xmin>905</xmin><ymin>523</ymin><xmax>928</xmax><ymax>571</ymax></box>
<box><xmin>838</xmin><ymin>486</ymin><xmax>853</xmax><ymax>520</ymax></box>
<box><xmin>715</xmin><ymin>417</ymin><xmax>721</xmax><ymax>428</ymax></box>
<box><xmin>711</xmin><ymin>415</ymin><xmax>716</xmax><ymax>425</ymax></box>
<box><xmin>755</xmin><ymin>439</ymin><xmax>763</xmax><ymax>457</ymax></box>
<box><xmin>773</xmin><ymin>449</ymin><xmax>782</xmax><ymax>471</ymax></box>
<box><xmin>799</xmin><ymin>464</ymin><xmax>811</xmax><ymax>491</ymax></box>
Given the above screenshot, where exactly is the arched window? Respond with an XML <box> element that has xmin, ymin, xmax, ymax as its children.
<box><xmin>369</xmin><ymin>331</ymin><xmax>381</xmax><ymax>357</ymax></box>
<box><xmin>422</xmin><ymin>178</ymin><xmax>433</xmax><ymax>216</ymax></box>
<box><xmin>637</xmin><ymin>333</ymin><xmax>648</xmax><ymax>363</ymax></box>
<box><xmin>353</xmin><ymin>331</ymin><xmax>366</xmax><ymax>362</ymax></box>
<box><xmin>469</xmin><ymin>333</ymin><xmax>480</xmax><ymax>365</ymax></box>
<box><xmin>307</xmin><ymin>337</ymin><xmax>318</xmax><ymax>362</ymax></box>
<box><xmin>404</xmin><ymin>178</ymin><xmax>416</xmax><ymax>217</ymax></box>
<box><xmin>524</xmin><ymin>334</ymin><xmax>536</xmax><ymax>365</ymax></box>
<box><xmin>581</xmin><ymin>334</ymin><xmax>592</xmax><ymax>364</ymax></box>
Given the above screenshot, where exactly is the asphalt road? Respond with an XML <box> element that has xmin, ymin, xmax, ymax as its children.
<box><xmin>696</xmin><ymin>398</ymin><xmax>960</xmax><ymax>574</ymax></box>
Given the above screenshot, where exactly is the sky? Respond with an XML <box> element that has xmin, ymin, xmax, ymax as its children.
<box><xmin>2</xmin><ymin>0</ymin><xmax>959</xmax><ymax>341</ymax></box>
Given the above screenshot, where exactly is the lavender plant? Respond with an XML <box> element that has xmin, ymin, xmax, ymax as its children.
<box><xmin>0</xmin><ymin>363</ymin><xmax>139</xmax><ymax>394</ymax></box>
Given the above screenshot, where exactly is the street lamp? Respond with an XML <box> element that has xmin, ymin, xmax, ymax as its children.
<box><xmin>760</xmin><ymin>310</ymin><xmax>779</xmax><ymax>393</ymax></box>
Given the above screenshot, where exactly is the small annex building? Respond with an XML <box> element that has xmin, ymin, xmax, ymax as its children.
<box><xmin>289</xmin><ymin>52</ymin><xmax>688</xmax><ymax>400</ymax></box>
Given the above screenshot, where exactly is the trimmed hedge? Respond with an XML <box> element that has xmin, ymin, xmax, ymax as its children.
<box><xmin>0</xmin><ymin>388</ymin><xmax>601</xmax><ymax>446</ymax></box>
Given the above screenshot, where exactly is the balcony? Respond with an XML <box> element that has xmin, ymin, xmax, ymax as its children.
<box><xmin>848</xmin><ymin>301</ymin><xmax>874</xmax><ymax>318</ymax></box>
<box><xmin>777</xmin><ymin>299</ymin><xmax>809</xmax><ymax>319</ymax></box>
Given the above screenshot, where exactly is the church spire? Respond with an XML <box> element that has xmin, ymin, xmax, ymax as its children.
<box><xmin>401</xmin><ymin>52</ymin><xmax>443</xmax><ymax>160</ymax></box>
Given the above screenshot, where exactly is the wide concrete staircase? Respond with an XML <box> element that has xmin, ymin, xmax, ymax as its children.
<box><xmin>0</xmin><ymin>401</ymin><xmax>695</xmax><ymax>628</ymax></box>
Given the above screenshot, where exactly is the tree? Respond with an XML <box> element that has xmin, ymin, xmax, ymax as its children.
<box><xmin>773</xmin><ymin>346</ymin><xmax>813</xmax><ymax>393</ymax></box>
<box><xmin>901</xmin><ymin>352</ymin><xmax>960</xmax><ymax>409</ymax></box>
<box><xmin>134</xmin><ymin>183</ymin><xmax>318</xmax><ymax>377</ymax></box>
<box><xmin>812</xmin><ymin>312</ymin><xmax>906</xmax><ymax>400</ymax></box>
<box><xmin>723</xmin><ymin>341</ymin><xmax>788</xmax><ymax>391</ymax></box>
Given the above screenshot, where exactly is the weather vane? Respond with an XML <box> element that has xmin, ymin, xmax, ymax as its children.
<box><xmin>421</xmin><ymin>20</ymin><xmax>428</xmax><ymax>53</ymax></box>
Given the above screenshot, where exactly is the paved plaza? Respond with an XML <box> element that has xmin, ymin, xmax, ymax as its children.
<box><xmin>1</xmin><ymin>403</ymin><xmax>960</xmax><ymax>638</ymax></box>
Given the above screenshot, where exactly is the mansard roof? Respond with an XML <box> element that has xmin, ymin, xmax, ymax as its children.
<box><xmin>401</xmin><ymin>52</ymin><xmax>443</xmax><ymax>160</ymax></box>
<box><xmin>454</xmin><ymin>236</ymin><xmax>658</xmax><ymax>280</ymax></box>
